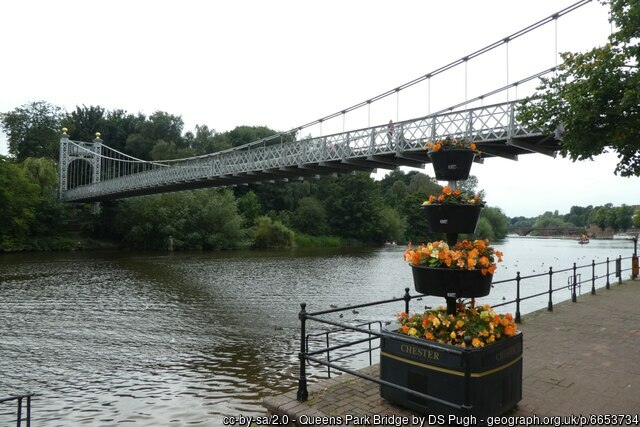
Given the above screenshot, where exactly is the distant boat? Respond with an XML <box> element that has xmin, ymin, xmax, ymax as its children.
<box><xmin>578</xmin><ymin>235</ymin><xmax>590</xmax><ymax>245</ymax></box>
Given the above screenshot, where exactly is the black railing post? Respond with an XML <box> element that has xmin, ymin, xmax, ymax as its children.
<box><xmin>591</xmin><ymin>260</ymin><xmax>596</xmax><ymax>295</ymax></box>
<box><xmin>572</xmin><ymin>262</ymin><xmax>577</xmax><ymax>302</ymax></box>
<box><xmin>547</xmin><ymin>267</ymin><xmax>553</xmax><ymax>311</ymax></box>
<box><xmin>632</xmin><ymin>236</ymin><xmax>638</xmax><ymax>279</ymax></box>
<box><xmin>17</xmin><ymin>396</ymin><xmax>22</xmax><ymax>427</ymax></box>
<box><xmin>404</xmin><ymin>287</ymin><xmax>411</xmax><ymax>316</ymax></box>
<box><xmin>26</xmin><ymin>394</ymin><xmax>31</xmax><ymax>427</ymax></box>
<box><xmin>618</xmin><ymin>255</ymin><xmax>623</xmax><ymax>284</ymax></box>
<box><xmin>606</xmin><ymin>257</ymin><xmax>610</xmax><ymax>289</ymax></box>
<box><xmin>515</xmin><ymin>272</ymin><xmax>521</xmax><ymax>323</ymax></box>
<box><xmin>297</xmin><ymin>303</ymin><xmax>309</xmax><ymax>401</ymax></box>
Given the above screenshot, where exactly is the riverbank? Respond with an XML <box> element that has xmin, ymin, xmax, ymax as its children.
<box><xmin>263</xmin><ymin>278</ymin><xmax>640</xmax><ymax>424</ymax></box>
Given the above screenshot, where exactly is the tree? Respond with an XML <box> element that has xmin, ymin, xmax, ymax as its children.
<box><xmin>613</xmin><ymin>205</ymin><xmax>634</xmax><ymax>231</ymax></box>
<box><xmin>1</xmin><ymin>101</ymin><xmax>62</xmax><ymax>161</ymax></box>
<box><xmin>0</xmin><ymin>158</ymin><xmax>40</xmax><ymax>246</ymax></box>
<box><xmin>378</xmin><ymin>207</ymin><xmax>406</xmax><ymax>243</ymax></box>
<box><xmin>407</xmin><ymin>171</ymin><xmax>441</xmax><ymax>195</ymax></box>
<box><xmin>633</xmin><ymin>209</ymin><xmax>640</xmax><ymax>228</ymax></box>
<box><xmin>564</xmin><ymin>205</ymin><xmax>594</xmax><ymax>227</ymax></box>
<box><xmin>253</xmin><ymin>216</ymin><xmax>295</xmax><ymax>248</ymax></box>
<box><xmin>21</xmin><ymin>157</ymin><xmax>58</xmax><ymax>196</ymax></box>
<box><xmin>518</xmin><ymin>0</ymin><xmax>640</xmax><ymax>176</ymax></box>
<box><xmin>61</xmin><ymin>105</ymin><xmax>107</xmax><ymax>142</ymax></box>
<box><xmin>291</xmin><ymin>197</ymin><xmax>328</xmax><ymax>236</ymax></box>
<box><xmin>324</xmin><ymin>172</ymin><xmax>385</xmax><ymax>242</ymax></box>
<box><xmin>479</xmin><ymin>207</ymin><xmax>510</xmax><ymax>240</ymax></box>
<box><xmin>237</xmin><ymin>191</ymin><xmax>262</xmax><ymax>227</ymax></box>
<box><xmin>112</xmin><ymin>189</ymin><xmax>244</xmax><ymax>250</ymax></box>
<box><xmin>125</xmin><ymin>111</ymin><xmax>185</xmax><ymax>159</ymax></box>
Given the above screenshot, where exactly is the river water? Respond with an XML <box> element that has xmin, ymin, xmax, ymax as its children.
<box><xmin>0</xmin><ymin>237</ymin><xmax>634</xmax><ymax>426</ymax></box>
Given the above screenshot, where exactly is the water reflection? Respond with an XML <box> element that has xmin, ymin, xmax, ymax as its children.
<box><xmin>0</xmin><ymin>239</ymin><xmax>634</xmax><ymax>425</ymax></box>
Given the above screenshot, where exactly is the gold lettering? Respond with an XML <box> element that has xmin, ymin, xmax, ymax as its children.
<box><xmin>399</xmin><ymin>344</ymin><xmax>440</xmax><ymax>361</ymax></box>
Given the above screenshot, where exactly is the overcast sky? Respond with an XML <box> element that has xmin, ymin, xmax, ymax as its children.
<box><xmin>1</xmin><ymin>0</ymin><xmax>638</xmax><ymax>217</ymax></box>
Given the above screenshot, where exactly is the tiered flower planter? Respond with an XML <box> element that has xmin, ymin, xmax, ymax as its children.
<box><xmin>380</xmin><ymin>144</ymin><xmax>523</xmax><ymax>418</ymax></box>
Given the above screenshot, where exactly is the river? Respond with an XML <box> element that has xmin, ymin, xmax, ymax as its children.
<box><xmin>0</xmin><ymin>237</ymin><xmax>634</xmax><ymax>426</ymax></box>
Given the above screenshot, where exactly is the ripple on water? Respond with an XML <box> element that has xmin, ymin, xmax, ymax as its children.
<box><xmin>1</xmin><ymin>242</ymin><xmax>629</xmax><ymax>425</ymax></box>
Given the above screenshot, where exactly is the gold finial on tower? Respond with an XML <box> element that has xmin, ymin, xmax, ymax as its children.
<box><xmin>95</xmin><ymin>132</ymin><xmax>101</xmax><ymax>138</ymax></box>
<box><xmin>62</xmin><ymin>127</ymin><xmax>68</xmax><ymax>135</ymax></box>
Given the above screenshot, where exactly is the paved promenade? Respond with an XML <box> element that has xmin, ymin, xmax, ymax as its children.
<box><xmin>263</xmin><ymin>279</ymin><xmax>640</xmax><ymax>425</ymax></box>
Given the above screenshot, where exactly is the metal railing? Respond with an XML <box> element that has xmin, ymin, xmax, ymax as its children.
<box><xmin>0</xmin><ymin>393</ymin><xmax>33</xmax><ymax>427</ymax></box>
<box><xmin>296</xmin><ymin>251</ymin><xmax>638</xmax><ymax>405</ymax></box>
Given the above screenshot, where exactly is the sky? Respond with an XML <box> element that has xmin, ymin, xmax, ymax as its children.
<box><xmin>1</xmin><ymin>0</ymin><xmax>638</xmax><ymax>217</ymax></box>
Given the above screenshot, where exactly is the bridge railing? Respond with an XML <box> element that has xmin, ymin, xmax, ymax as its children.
<box><xmin>62</xmin><ymin>100</ymin><xmax>546</xmax><ymax>202</ymax></box>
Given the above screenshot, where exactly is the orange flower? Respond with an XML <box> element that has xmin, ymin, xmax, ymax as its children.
<box><xmin>470</xmin><ymin>143</ymin><xmax>477</xmax><ymax>150</ymax></box>
<box><xmin>472</xmin><ymin>338</ymin><xmax>483</xmax><ymax>348</ymax></box>
<box><xmin>479</xmin><ymin>256</ymin><xmax>490</xmax><ymax>267</ymax></box>
<box><xmin>411</xmin><ymin>252</ymin><xmax>421</xmax><ymax>265</ymax></box>
<box><xmin>433</xmin><ymin>143</ymin><xmax>442</xmax><ymax>151</ymax></box>
<box><xmin>504</xmin><ymin>325</ymin><xmax>516</xmax><ymax>337</ymax></box>
<box><xmin>443</xmin><ymin>186</ymin><xmax>452</xmax><ymax>195</ymax></box>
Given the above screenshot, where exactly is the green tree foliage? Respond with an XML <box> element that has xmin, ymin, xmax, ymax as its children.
<box><xmin>112</xmin><ymin>189</ymin><xmax>244</xmax><ymax>250</ymax></box>
<box><xmin>185</xmin><ymin>124</ymin><xmax>230</xmax><ymax>155</ymax></box>
<box><xmin>477</xmin><ymin>207</ymin><xmax>510</xmax><ymax>240</ymax></box>
<box><xmin>21</xmin><ymin>157</ymin><xmax>58</xmax><ymax>196</ymax></box>
<box><xmin>252</xmin><ymin>216</ymin><xmax>295</xmax><ymax>248</ymax></box>
<box><xmin>633</xmin><ymin>209</ymin><xmax>640</xmax><ymax>228</ymax></box>
<box><xmin>0</xmin><ymin>101</ymin><xmax>62</xmax><ymax>161</ymax></box>
<box><xmin>378</xmin><ymin>207</ymin><xmax>406</xmax><ymax>243</ymax></box>
<box><xmin>0</xmin><ymin>158</ymin><xmax>39</xmax><ymax>246</ymax></box>
<box><xmin>0</xmin><ymin>156</ymin><xmax>71</xmax><ymax>250</ymax></box>
<box><xmin>61</xmin><ymin>105</ymin><xmax>107</xmax><ymax>142</ymax></box>
<box><xmin>407</xmin><ymin>171</ymin><xmax>441</xmax><ymax>195</ymax></box>
<box><xmin>324</xmin><ymin>173</ymin><xmax>385</xmax><ymax>242</ymax></box>
<box><xmin>518</xmin><ymin>0</ymin><xmax>640</xmax><ymax>176</ymax></box>
<box><xmin>564</xmin><ymin>205</ymin><xmax>594</xmax><ymax>227</ymax></box>
<box><xmin>100</xmin><ymin>110</ymin><xmax>146</xmax><ymax>153</ymax></box>
<box><xmin>125</xmin><ymin>111</ymin><xmax>185</xmax><ymax>159</ymax></box>
<box><xmin>474</xmin><ymin>217</ymin><xmax>494</xmax><ymax>240</ymax></box>
<box><xmin>237</xmin><ymin>190</ymin><xmax>262</xmax><ymax>227</ymax></box>
<box><xmin>402</xmin><ymin>192</ymin><xmax>434</xmax><ymax>244</ymax></box>
<box><xmin>532</xmin><ymin>211</ymin><xmax>574</xmax><ymax>229</ymax></box>
<box><xmin>291</xmin><ymin>197</ymin><xmax>328</xmax><ymax>236</ymax></box>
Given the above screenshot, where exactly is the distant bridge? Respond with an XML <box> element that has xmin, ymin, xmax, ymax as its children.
<box><xmin>511</xmin><ymin>227</ymin><xmax>586</xmax><ymax>237</ymax></box>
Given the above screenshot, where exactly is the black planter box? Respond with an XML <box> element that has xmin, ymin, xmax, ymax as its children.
<box><xmin>411</xmin><ymin>266</ymin><xmax>492</xmax><ymax>298</ymax></box>
<box><xmin>422</xmin><ymin>204</ymin><xmax>483</xmax><ymax>233</ymax></box>
<box><xmin>429</xmin><ymin>149</ymin><xmax>475</xmax><ymax>181</ymax></box>
<box><xmin>380</xmin><ymin>330</ymin><xmax>522</xmax><ymax>419</ymax></box>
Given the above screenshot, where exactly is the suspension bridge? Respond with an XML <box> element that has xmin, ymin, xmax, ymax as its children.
<box><xmin>59</xmin><ymin>0</ymin><xmax>596</xmax><ymax>203</ymax></box>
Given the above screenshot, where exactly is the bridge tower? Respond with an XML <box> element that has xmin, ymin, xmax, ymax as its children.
<box><xmin>58</xmin><ymin>129</ymin><xmax>102</xmax><ymax>200</ymax></box>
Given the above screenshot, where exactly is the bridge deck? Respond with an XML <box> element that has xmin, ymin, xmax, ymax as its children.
<box><xmin>61</xmin><ymin>101</ymin><xmax>559</xmax><ymax>202</ymax></box>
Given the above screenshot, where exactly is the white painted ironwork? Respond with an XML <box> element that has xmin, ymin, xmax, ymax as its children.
<box><xmin>60</xmin><ymin>100</ymin><xmax>553</xmax><ymax>202</ymax></box>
